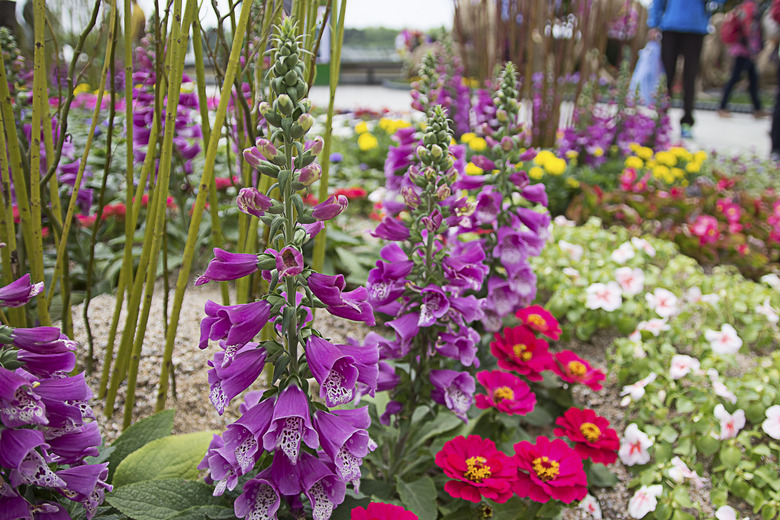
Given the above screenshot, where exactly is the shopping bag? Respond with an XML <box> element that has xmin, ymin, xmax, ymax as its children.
<box><xmin>629</xmin><ymin>41</ymin><xmax>663</xmax><ymax>106</ymax></box>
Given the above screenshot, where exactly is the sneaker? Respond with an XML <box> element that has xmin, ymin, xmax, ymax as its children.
<box><xmin>681</xmin><ymin>124</ymin><xmax>693</xmax><ymax>139</ymax></box>
<box><xmin>718</xmin><ymin>109</ymin><xmax>732</xmax><ymax>118</ymax></box>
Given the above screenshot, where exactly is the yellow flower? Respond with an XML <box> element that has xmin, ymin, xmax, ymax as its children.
<box><xmin>565</xmin><ymin>150</ymin><xmax>579</xmax><ymax>159</ymax></box>
<box><xmin>463</xmin><ymin>77</ymin><xmax>480</xmax><ymax>89</ymax></box>
<box><xmin>357</xmin><ymin>132</ymin><xmax>378</xmax><ymax>151</ymax></box>
<box><xmin>465</xmin><ymin>162</ymin><xmax>484</xmax><ymax>175</ymax></box>
<box><xmin>592</xmin><ymin>147</ymin><xmax>604</xmax><ymax>158</ymax></box>
<box><xmin>534</xmin><ymin>150</ymin><xmax>555</xmax><ymax>167</ymax></box>
<box><xmin>566</xmin><ymin>178</ymin><xmax>580</xmax><ymax>189</ymax></box>
<box><xmin>694</xmin><ymin>150</ymin><xmax>707</xmax><ymax>162</ymax></box>
<box><xmin>654</xmin><ymin>150</ymin><xmax>676</xmax><ymax>167</ymax></box>
<box><xmin>469</xmin><ymin>137</ymin><xmax>488</xmax><ymax>152</ymax></box>
<box><xmin>460</xmin><ymin>132</ymin><xmax>476</xmax><ymax>144</ymax></box>
<box><xmin>529</xmin><ymin>166</ymin><xmax>545</xmax><ymax>179</ymax></box>
<box><xmin>355</xmin><ymin>121</ymin><xmax>369</xmax><ymax>134</ymax></box>
<box><xmin>671</xmin><ymin>167</ymin><xmax>685</xmax><ymax>178</ymax></box>
<box><xmin>670</xmin><ymin>146</ymin><xmax>691</xmax><ymax>161</ymax></box>
<box><xmin>379</xmin><ymin>118</ymin><xmax>411</xmax><ymax>134</ymax></box>
<box><xmin>629</xmin><ymin>142</ymin><xmax>641</xmax><ymax>153</ymax></box>
<box><xmin>686</xmin><ymin>161</ymin><xmax>701</xmax><ymax>174</ymax></box>
<box><xmin>625</xmin><ymin>156</ymin><xmax>643</xmax><ymax>170</ymax></box>
<box><xmin>544</xmin><ymin>157</ymin><xmax>567</xmax><ymax>176</ymax></box>
<box><xmin>74</xmin><ymin>83</ymin><xmax>92</xmax><ymax>95</ymax></box>
<box><xmin>636</xmin><ymin>146</ymin><xmax>653</xmax><ymax>160</ymax></box>
<box><xmin>652</xmin><ymin>165</ymin><xmax>669</xmax><ymax>179</ymax></box>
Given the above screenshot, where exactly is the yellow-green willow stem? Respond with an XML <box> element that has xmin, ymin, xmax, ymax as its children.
<box><xmin>312</xmin><ymin>0</ymin><xmax>347</xmax><ymax>272</ymax></box>
<box><xmin>154</xmin><ymin>0</ymin><xmax>254</xmax><ymax>411</ymax></box>
<box><xmin>123</xmin><ymin>0</ymin><xmax>197</xmax><ymax>429</ymax></box>
<box><xmin>0</xmin><ymin>74</ymin><xmax>22</xmax><ymax>327</ymax></box>
<box><xmin>46</xmin><ymin>0</ymin><xmax>118</xmax><ymax>310</ymax></box>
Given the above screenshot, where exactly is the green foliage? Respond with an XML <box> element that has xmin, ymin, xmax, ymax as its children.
<box><xmin>105</xmin><ymin>479</ymin><xmax>229</xmax><ymax>520</ymax></box>
<box><xmin>107</xmin><ymin>409</ymin><xmax>175</xmax><ymax>480</ymax></box>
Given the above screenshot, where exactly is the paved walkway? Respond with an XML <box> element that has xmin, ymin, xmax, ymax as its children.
<box><xmin>308</xmin><ymin>85</ymin><xmax>773</xmax><ymax>158</ymax></box>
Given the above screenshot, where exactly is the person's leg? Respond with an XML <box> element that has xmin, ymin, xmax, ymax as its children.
<box><xmin>771</xmin><ymin>63</ymin><xmax>780</xmax><ymax>154</ymax></box>
<box><xmin>660</xmin><ymin>31</ymin><xmax>680</xmax><ymax>98</ymax></box>
<box><xmin>679</xmin><ymin>32</ymin><xmax>705</xmax><ymax>127</ymax></box>
<box><xmin>720</xmin><ymin>57</ymin><xmax>747</xmax><ymax>110</ymax></box>
<box><xmin>745</xmin><ymin>58</ymin><xmax>762</xmax><ymax>112</ymax></box>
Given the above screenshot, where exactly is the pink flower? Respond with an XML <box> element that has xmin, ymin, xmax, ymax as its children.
<box><xmin>714</xmin><ymin>404</ymin><xmax>745</xmax><ymax>440</ymax></box>
<box><xmin>691</xmin><ymin>215</ymin><xmax>720</xmax><ymax>244</ymax></box>
<box><xmin>475</xmin><ymin>370</ymin><xmax>536</xmax><ymax>416</ymax></box>
<box><xmin>705</xmin><ymin>324</ymin><xmax>742</xmax><ymax>355</ymax></box>
<box><xmin>644</xmin><ymin>288</ymin><xmax>678</xmax><ymax>318</ymax></box>
<box><xmin>762</xmin><ymin>405</ymin><xmax>780</xmax><ymax>440</ymax></box>
<box><xmin>618</xmin><ymin>424</ymin><xmax>653</xmax><ymax>466</ymax></box>
<box><xmin>628</xmin><ymin>485</ymin><xmax>663</xmax><ymax>518</ymax></box>
<box><xmin>579</xmin><ymin>494</ymin><xmax>602</xmax><ymax>519</ymax></box>
<box><xmin>718</xmin><ymin>199</ymin><xmax>741</xmax><ymax>223</ymax></box>
<box><xmin>610</xmin><ymin>242</ymin><xmax>635</xmax><ymax>264</ymax></box>
<box><xmin>636</xmin><ymin>319</ymin><xmax>670</xmax><ymax>336</ymax></box>
<box><xmin>585</xmin><ymin>282</ymin><xmax>622</xmax><ymax>312</ymax></box>
<box><xmin>614</xmin><ymin>267</ymin><xmax>644</xmax><ymax>296</ymax></box>
<box><xmin>620</xmin><ymin>373</ymin><xmax>657</xmax><ymax>405</ymax></box>
<box><xmin>631</xmin><ymin>237</ymin><xmax>656</xmax><ymax>257</ymax></box>
<box><xmin>669</xmin><ymin>354</ymin><xmax>700</xmax><ymax>380</ymax></box>
<box><xmin>668</xmin><ymin>456</ymin><xmax>705</xmax><ymax>488</ymax></box>
<box><xmin>550</xmin><ymin>351</ymin><xmax>605</xmax><ymax>391</ymax></box>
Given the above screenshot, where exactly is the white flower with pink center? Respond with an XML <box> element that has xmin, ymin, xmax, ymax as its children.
<box><xmin>707</xmin><ymin>369</ymin><xmax>737</xmax><ymax>404</ymax></box>
<box><xmin>554</xmin><ymin>215</ymin><xmax>576</xmax><ymax>227</ymax></box>
<box><xmin>619</xmin><ymin>423</ymin><xmax>653</xmax><ymax>466</ymax></box>
<box><xmin>620</xmin><ymin>372</ymin><xmax>657</xmax><ymax>406</ymax></box>
<box><xmin>628</xmin><ymin>485</ymin><xmax>663</xmax><ymax>519</ymax></box>
<box><xmin>762</xmin><ymin>405</ymin><xmax>780</xmax><ymax>440</ymax></box>
<box><xmin>579</xmin><ymin>494</ymin><xmax>602</xmax><ymax>519</ymax></box>
<box><xmin>705</xmin><ymin>324</ymin><xmax>742</xmax><ymax>355</ymax></box>
<box><xmin>615</xmin><ymin>267</ymin><xmax>644</xmax><ymax>296</ymax></box>
<box><xmin>761</xmin><ymin>273</ymin><xmax>780</xmax><ymax>289</ymax></box>
<box><xmin>558</xmin><ymin>240</ymin><xmax>583</xmax><ymax>261</ymax></box>
<box><xmin>669</xmin><ymin>354</ymin><xmax>700</xmax><ymax>380</ymax></box>
<box><xmin>611</xmin><ymin>242</ymin><xmax>635</xmax><ymax>264</ymax></box>
<box><xmin>637</xmin><ymin>318</ymin><xmax>670</xmax><ymax>336</ymax></box>
<box><xmin>585</xmin><ymin>282</ymin><xmax>622</xmax><ymax>311</ymax></box>
<box><xmin>563</xmin><ymin>267</ymin><xmax>581</xmax><ymax>280</ymax></box>
<box><xmin>668</xmin><ymin>456</ymin><xmax>705</xmax><ymax>488</ymax></box>
<box><xmin>756</xmin><ymin>298</ymin><xmax>779</xmax><ymax>324</ymax></box>
<box><xmin>631</xmin><ymin>237</ymin><xmax>656</xmax><ymax>257</ymax></box>
<box><xmin>715</xmin><ymin>505</ymin><xmax>748</xmax><ymax>520</ymax></box>
<box><xmin>645</xmin><ymin>288</ymin><xmax>678</xmax><ymax>318</ymax></box>
<box><xmin>714</xmin><ymin>404</ymin><xmax>746</xmax><ymax>440</ymax></box>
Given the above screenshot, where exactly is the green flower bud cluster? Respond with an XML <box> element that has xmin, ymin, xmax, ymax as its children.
<box><xmin>411</xmin><ymin>52</ymin><xmax>440</xmax><ymax>114</ymax></box>
<box><xmin>0</xmin><ymin>28</ymin><xmax>24</xmax><ymax>92</ymax></box>
<box><xmin>409</xmin><ymin>106</ymin><xmax>457</xmax><ymax>212</ymax></box>
<box><xmin>493</xmin><ymin>62</ymin><xmax>520</xmax><ymax>136</ymax></box>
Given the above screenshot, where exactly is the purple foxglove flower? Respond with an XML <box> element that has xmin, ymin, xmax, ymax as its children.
<box><xmin>313</xmin><ymin>407</ymin><xmax>372</xmax><ymax>482</ymax></box>
<box><xmin>276</xmin><ymin>246</ymin><xmax>304</xmax><ymax>278</ymax></box>
<box><xmin>16</xmin><ymin>350</ymin><xmax>76</xmax><ymax>377</ymax></box>
<box><xmin>198</xmin><ymin>434</ymin><xmax>239</xmax><ymax>495</ymax></box>
<box><xmin>418</xmin><ymin>285</ymin><xmax>450</xmax><ymax>327</ymax></box>
<box><xmin>199</xmin><ymin>300</ymin><xmax>270</xmax><ymax>349</ymax></box>
<box><xmin>265</xmin><ymin>449</ymin><xmax>303</xmax><ymax>496</ymax></box>
<box><xmin>262</xmin><ymin>384</ymin><xmax>319</xmax><ymax>463</ymax></box>
<box><xmin>0</xmin><ymin>366</ymin><xmax>47</xmax><ymax>427</ymax></box>
<box><xmin>509</xmin><ymin>170</ymin><xmax>530</xmax><ymax>188</ymax></box>
<box><xmin>436</xmin><ymin>328</ymin><xmax>480</xmax><ymax>367</ymax></box>
<box><xmin>56</xmin><ymin>463</ymin><xmax>111</xmax><ymax>518</ymax></box>
<box><xmin>0</xmin><ymin>274</ymin><xmax>44</xmax><ymax>307</ymax></box>
<box><xmin>196</xmin><ymin>248</ymin><xmax>261</xmax><ymax>286</ymax></box>
<box><xmin>311</xmin><ymin>195</ymin><xmax>348</xmax><ymax>221</ymax></box>
<box><xmin>308</xmin><ymin>273</ymin><xmax>375</xmax><ymax>325</ymax></box>
<box><xmin>240</xmin><ymin>390</ymin><xmax>265</xmax><ymax>414</ymax></box>
<box><xmin>297</xmin><ymin>163</ymin><xmax>321</xmax><ymax>187</ymax></box>
<box><xmin>515</xmin><ymin>207</ymin><xmax>551</xmax><ymax>236</ymax></box>
<box><xmin>208</xmin><ymin>343</ymin><xmax>267</xmax><ymax>415</ymax></box>
<box><xmin>367</xmin><ymin>244</ymin><xmax>413</xmax><ymax>306</ymax></box>
<box><xmin>46</xmin><ymin>421</ymin><xmax>101</xmax><ymax>464</ymax></box>
<box><xmin>306</xmin><ymin>336</ymin><xmax>378</xmax><ymax>406</ymax></box>
<box><xmin>493</xmin><ymin>227</ymin><xmax>529</xmax><ymax>273</ymax></box>
<box><xmin>376</xmin><ymin>361</ymin><xmax>400</xmax><ymax>392</ymax></box>
<box><xmin>243</xmin><ymin>146</ymin><xmax>266</xmax><ymax>168</ymax></box>
<box><xmin>421</xmin><ymin>208</ymin><xmax>443</xmax><ymax>232</ymax></box>
<box><xmin>387</xmin><ymin>313</ymin><xmax>419</xmax><ymax>356</ymax></box>
<box><xmin>0</xmin><ymin>428</ymin><xmax>66</xmax><ymax>489</ymax></box>
<box><xmin>0</xmin><ymin>483</ymin><xmax>30</xmax><ymax>520</ymax></box>
<box><xmin>454</xmin><ymin>175</ymin><xmax>486</xmax><ymax>190</ymax></box>
<box><xmin>371</xmin><ymin>216</ymin><xmax>410</xmax><ymax>241</ymax></box>
<box><xmin>522</xmin><ymin>183</ymin><xmax>548</xmax><ymax>206</ymax></box>
<box><xmin>519</xmin><ymin>148</ymin><xmax>537</xmax><ymax>161</ymax></box>
<box><xmin>307</xmin><ymin>136</ymin><xmax>325</xmax><ymax>155</ymax></box>
<box><xmin>430</xmin><ymin>369</ymin><xmax>475</xmax><ymax>422</ymax></box>
<box><xmin>220</xmin><ymin>397</ymin><xmax>274</xmax><ymax>477</ymax></box>
<box><xmin>474</xmin><ymin>189</ymin><xmax>502</xmax><ymax>225</ymax></box>
<box><xmin>471</xmin><ymin>155</ymin><xmax>497</xmax><ymax>171</ymax></box>
<box><xmin>380</xmin><ymin>400</ymin><xmax>403</xmax><ymax>426</ymax></box>
<box><xmin>298</xmin><ymin>451</ymin><xmax>347</xmax><ymax>520</ymax></box>
<box><xmin>237</xmin><ymin>188</ymin><xmax>274</xmax><ymax>218</ymax></box>
<box><xmin>485</xmin><ymin>276</ymin><xmax>520</xmax><ymax>318</ymax></box>
<box><xmin>448</xmin><ymin>295</ymin><xmax>485</xmax><ymax>325</ymax></box>
<box><xmin>11</xmin><ymin>327</ymin><xmax>77</xmax><ymax>354</ymax></box>
<box><xmin>507</xmin><ymin>263</ymin><xmax>537</xmax><ymax>305</ymax></box>
<box><xmin>35</xmin><ymin>372</ymin><xmax>93</xmax><ymax>428</ymax></box>
<box><xmin>443</xmin><ymin>241</ymin><xmax>488</xmax><ymax>291</ymax></box>
<box><xmin>235</xmin><ymin>475</ymin><xmax>281</xmax><ymax>520</ymax></box>
<box><xmin>301</xmin><ymin>221</ymin><xmax>324</xmax><ymax>240</ymax></box>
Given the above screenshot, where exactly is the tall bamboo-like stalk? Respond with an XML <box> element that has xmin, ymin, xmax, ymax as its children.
<box><xmin>312</xmin><ymin>0</ymin><xmax>347</xmax><ymax>273</ymax></box>
<box><xmin>154</xmin><ymin>0</ymin><xmax>254</xmax><ymax>412</ymax></box>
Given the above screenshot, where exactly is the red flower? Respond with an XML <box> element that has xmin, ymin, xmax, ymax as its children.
<box><xmin>350</xmin><ymin>503</ymin><xmax>418</xmax><ymax>520</ymax></box>
<box><xmin>101</xmin><ymin>203</ymin><xmax>126</xmax><ymax>220</ymax></box>
<box><xmin>475</xmin><ymin>370</ymin><xmax>536</xmax><ymax>416</ymax></box>
<box><xmin>302</xmin><ymin>193</ymin><xmax>319</xmax><ymax>206</ymax></box>
<box><xmin>515</xmin><ymin>305</ymin><xmax>561</xmax><ymax>340</ymax></box>
<box><xmin>334</xmin><ymin>186</ymin><xmax>367</xmax><ymax>199</ymax></box>
<box><xmin>512</xmin><ymin>436</ymin><xmax>588</xmax><ymax>504</ymax></box>
<box><xmin>553</xmin><ymin>408</ymin><xmax>619</xmax><ymax>464</ymax></box>
<box><xmin>435</xmin><ymin>435</ymin><xmax>517</xmax><ymax>504</ymax></box>
<box><xmin>490</xmin><ymin>325</ymin><xmax>552</xmax><ymax>382</ymax></box>
<box><xmin>76</xmin><ymin>214</ymin><xmax>97</xmax><ymax>227</ymax></box>
<box><xmin>215</xmin><ymin>176</ymin><xmax>240</xmax><ymax>191</ymax></box>
<box><xmin>550</xmin><ymin>351</ymin><xmax>605</xmax><ymax>391</ymax></box>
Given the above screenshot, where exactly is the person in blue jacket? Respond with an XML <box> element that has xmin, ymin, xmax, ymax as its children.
<box><xmin>648</xmin><ymin>0</ymin><xmax>725</xmax><ymax>138</ymax></box>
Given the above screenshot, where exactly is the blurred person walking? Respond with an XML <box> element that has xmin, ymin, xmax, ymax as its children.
<box><xmin>768</xmin><ymin>0</ymin><xmax>780</xmax><ymax>159</ymax></box>
<box><xmin>648</xmin><ymin>0</ymin><xmax>725</xmax><ymax>139</ymax></box>
<box><xmin>718</xmin><ymin>0</ymin><xmax>765</xmax><ymax>119</ymax></box>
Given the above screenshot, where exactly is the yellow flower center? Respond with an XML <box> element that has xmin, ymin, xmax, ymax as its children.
<box><xmin>527</xmin><ymin>314</ymin><xmax>546</xmax><ymax>329</ymax></box>
<box><xmin>567</xmin><ymin>361</ymin><xmax>586</xmax><ymax>377</ymax></box>
<box><xmin>580</xmin><ymin>422</ymin><xmax>601</xmax><ymax>442</ymax></box>
<box><xmin>532</xmin><ymin>456</ymin><xmax>560</xmax><ymax>481</ymax></box>
<box><xmin>493</xmin><ymin>386</ymin><xmax>515</xmax><ymax>403</ymax></box>
<box><xmin>464</xmin><ymin>456</ymin><xmax>491</xmax><ymax>482</ymax></box>
<box><xmin>513</xmin><ymin>344</ymin><xmax>533</xmax><ymax>361</ymax></box>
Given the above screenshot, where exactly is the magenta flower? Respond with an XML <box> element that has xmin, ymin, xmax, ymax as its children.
<box><xmin>308</xmin><ymin>273</ymin><xmax>376</xmax><ymax>326</ymax></box>
<box><xmin>430</xmin><ymin>369</ymin><xmax>475</xmax><ymax>422</ymax></box>
<box><xmin>522</xmin><ymin>183</ymin><xmax>548</xmax><ymax>206</ymax></box>
<box><xmin>236</xmin><ymin>188</ymin><xmax>274</xmax><ymax>218</ymax></box>
<box><xmin>0</xmin><ymin>274</ymin><xmax>44</xmax><ymax>308</ymax></box>
<box><xmin>435</xmin><ymin>329</ymin><xmax>480</xmax><ymax>367</ymax></box>
<box><xmin>372</xmin><ymin>216</ymin><xmax>410</xmax><ymax>241</ymax></box>
<box><xmin>234</xmin><ymin>475</ymin><xmax>281</xmax><ymax>520</ymax></box>
<box><xmin>418</xmin><ymin>285</ymin><xmax>450</xmax><ymax>327</ymax></box>
<box><xmin>313</xmin><ymin>408</ymin><xmax>373</xmax><ymax>482</ymax></box>
<box><xmin>261</xmin><ymin>384</ymin><xmax>319</xmax><ymax>462</ymax></box>
<box><xmin>195</xmin><ymin>248</ymin><xmax>261</xmax><ymax>286</ymax></box>
<box><xmin>218</xmin><ymin>397</ymin><xmax>275</xmax><ymax>479</ymax></box>
<box><xmin>275</xmin><ymin>246</ymin><xmax>304</xmax><ymax>278</ymax></box>
<box><xmin>0</xmin><ymin>366</ymin><xmax>47</xmax><ymax>428</ymax></box>
<box><xmin>199</xmin><ymin>434</ymin><xmax>239</xmax><ymax>495</ymax></box>
<box><xmin>11</xmin><ymin>327</ymin><xmax>77</xmax><ymax>354</ymax></box>
<box><xmin>298</xmin><ymin>451</ymin><xmax>347</xmax><ymax>519</ymax></box>
<box><xmin>0</xmin><ymin>428</ymin><xmax>65</xmax><ymax>488</ymax></box>
<box><xmin>207</xmin><ymin>343</ymin><xmax>267</xmax><ymax>415</ymax></box>
<box><xmin>199</xmin><ymin>300</ymin><xmax>271</xmax><ymax>349</ymax></box>
<box><xmin>475</xmin><ymin>370</ymin><xmax>536</xmax><ymax>415</ymax></box>
<box><xmin>312</xmin><ymin>194</ymin><xmax>348</xmax><ymax>221</ymax></box>
<box><xmin>306</xmin><ymin>336</ymin><xmax>378</xmax><ymax>406</ymax></box>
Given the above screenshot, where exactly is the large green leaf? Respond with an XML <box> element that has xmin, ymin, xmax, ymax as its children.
<box><xmin>113</xmin><ymin>430</ymin><xmax>217</xmax><ymax>487</ymax></box>
<box><xmin>105</xmin><ymin>479</ymin><xmax>220</xmax><ymax>520</ymax></box>
<box><xmin>108</xmin><ymin>409</ymin><xmax>175</xmax><ymax>480</ymax></box>
<box><xmin>396</xmin><ymin>476</ymin><xmax>438</xmax><ymax>520</ymax></box>
<box><xmin>330</xmin><ymin>496</ymin><xmax>371</xmax><ymax>520</ymax></box>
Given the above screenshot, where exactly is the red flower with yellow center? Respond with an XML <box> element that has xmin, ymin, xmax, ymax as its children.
<box><xmin>435</xmin><ymin>435</ymin><xmax>517</xmax><ymax>503</ymax></box>
<box><xmin>554</xmin><ymin>407</ymin><xmax>619</xmax><ymax>464</ymax></box>
<box><xmin>512</xmin><ymin>436</ymin><xmax>588</xmax><ymax>504</ymax></box>
<box><xmin>475</xmin><ymin>370</ymin><xmax>536</xmax><ymax>416</ymax></box>
<box><xmin>515</xmin><ymin>305</ymin><xmax>561</xmax><ymax>340</ymax></box>
<box><xmin>490</xmin><ymin>325</ymin><xmax>553</xmax><ymax>382</ymax></box>
<box><xmin>350</xmin><ymin>502</ymin><xmax>418</xmax><ymax>520</ymax></box>
<box><xmin>550</xmin><ymin>350</ymin><xmax>605</xmax><ymax>391</ymax></box>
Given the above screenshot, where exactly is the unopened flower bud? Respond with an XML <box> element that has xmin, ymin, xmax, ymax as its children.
<box><xmin>435</xmin><ymin>184</ymin><xmax>451</xmax><ymax>201</ymax></box>
<box><xmin>236</xmin><ymin>187</ymin><xmax>274</xmax><ymax>218</ymax></box>
<box><xmin>501</xmin><ymin>136</ymin><xmax>514</xmax><ymax>152</ymax></box>
<box><xmin>430</xmin><ymin>144</ymin><xmax>443</xmax><ymax>159</ymax></box>
<box><xmin>496</xmin><ymin>109</ymin><xmax>508</xmax><ymax>123</ymax></box>
<box><xmin>308</xmin><ymin>136</ymin><xmax>324</xmax><ymax>155</ymax></box>
<box><xmin>258</xmin><ymin>101</ymin><xmax>272</xmax><ymax>118</ymax></box>
<box><xmin>401</xmin><ymin>187</ymin><xmax>421</xmax><ymax>208</ymax></box>
<box><xmin>297</xmin><ymin>113</ymin><xmax>314</xmax><ymax>133</ymax></box>
<box><xmin>243</xmin><ymin>147</ymin><xmax>264</xmax><ymax>168</ymax></box>
<box><xmin>312</xmin><ymin>194</ymin><xmax>348</xmax><ymax>221</ymax></box>
<box><xmin>276</xmin><ymin>94</ymin><xmax>293</xmax><ymax>115</ymax></box>
<box><xmin>421</xmin><ymin>208</ymin><xmax>443</xmax><ymax>232</ymax></box>
<box><xmin>255</xmin><ymin>138</ymin><xmax>278</xmax><ymax>160</ymax></box>
<box><xmin>297</xmin><ymin>163</ymin><xmax>321</xmax><ymax>186</ymax></box>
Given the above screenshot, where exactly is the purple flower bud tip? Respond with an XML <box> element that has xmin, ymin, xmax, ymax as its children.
<box><xmin>311</xmin><ymin>195</ymin><xmax>348</xmax><ymax>221</ymax></box>
<box><xmin>297</xmin><ymin>163</ymin><xmax>321</xmax><ymax>187</ymax></box>
<box><xmin>243</xmin><ymin>147</ymin><xmax>264</xmax><ymax>168</ymax></box>
<box><xmin>237</xmin><ymin>188</ymin><xmax>273</xmax><ymax>218</ymax></box>
<box><xmin>276</xmin><ymin>246</ymin><xmax>304</xmax><ymax>277</ymax></box>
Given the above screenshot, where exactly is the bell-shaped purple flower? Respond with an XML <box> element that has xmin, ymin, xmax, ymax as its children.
<box><xmin>371</xmin><ymin>216</ymin><xmax>410</xmax><ymax>241</ymax></box>
<box><xmin>306</xmin><ymin>336</ymin><xmax>378</xmax><ymax>406</ymax></box>
<box><xmin>436</xmin><ymin>328</ymin><xmax>480</xmax><ymax>367</ymax></box>
<box><xmin>0</xmin><ymin>366</ymin><xmax>47</xmax><ymax>427</ymax></box>
<box><xmin>11</xmin><ymin>327</ymin><xmax>77</xmax><ymax>354</ymax></box>
<box><xmin>376</xmin><ymin>360</ymin><xmax>400</xmax><ymax>392</ymax></box>
<box><xmin>307</xmin><ymin>273</ymin><xmax>375</xmax><ymax>326</ymax></box>
<box><xmin>430</xmin><ymin>369</ymin><xmax>475</xmax><ymax>422</ymax></box>
<box><xmin>0</xmin><ymin>274</ymin><xmax>44</xmax><ymax>307</ymax></box>
<box><xmin>522</xmin><ymin>183</ymin><xmax>548</xmax><ymax>206</ymax></box>
<box><xmin>16</xmin><ymin>350</ymin><xmax>76</xmax><ymax>377</ymax></box>
<box><xmin>208</xmin><ymin>343</ymin><xmax>267</xmax><ymax>415</ymax></box>
<box><xmin>199</xmin><ymin>300</ymin><xmax>271</xmax><ymax>349</ymax></box>
<box><xmin>56</xmin><ymin>463</ymin><xmax>112</xmax><ymax>519</ymax></box>
<box><xmin>474</xmin><ymin>189</ymin><xmax>503</xmax><ymax>225</ymax></box>
<box><xmin>199</xmin><ymin>434</ymin><xmax>237</xmax><ymax>495</ymax></box>
<box><xmin>485</xmin><ymin>276</ymin><xmax>520</xmax><ymax>318</ymax></box>
<box><xmin>493</xmin><ymin>227</ymin><xmax>529</xmax><ymax>274</ymax></box>
<box><xmin>380</xmin><ymin>400</ymin><xmax>403</xmax><ymax>426</ymax></box>
<box><xmin>313</xmin><ymin>407</ymin><xmax>373</xmax><ymax>482</ymax></box>
<box><xmin>386</xmin><ymin>313</ymin><xmax>419</xmax><ymax>357</ymax></box>
<box><xmin>443</xmin><ymin>241</ymin><xmax>488</xmax><ymax>291</ymax></box>
<box><xmin>509</xmin><ymin>170</ymin><xmax>530</xmax><ymax>189</ymax></box>
<box><xmin>45</xmin><ymin>421</ymin><xmax>101</xmax><ymax>464</ymax></box>
<box><xmin>311</xmin><ymin>195</ymin><xmax>348</xmax><ymax>221</ymax></box>
<box><xmin>471</xmin><ymin>155</ymin><xmax>497</xmax><ymax>171</ymax></box>
<box><xmin>196</xmin><ymin>248</ymin><xmax>261</xmax><ymax>286</ymax></box>
<box><xmin>35</xmin><ymin>372</ymin><xmax>94</xmax><ymax>428</ymax></box>
<box><xmin>418</xmin><ymin>285</ymin><xmax>450</xmax><ymax>327</ymax></box>
<box><xmin>0</xmin><ymin>428</ymin><xmax>65</xmax><ymax>489</ymax></box>
<box><xmin>262</xmin><ymin>384</ymin><xmax>319</xmax><ymax>463</ymax></box>
<box><xmin>276</xmin><ymin>246</ymin><xmax>304</xmax><ymax>278</ymax></box>
<box><xmin>235</xmin><ymin>474</ymin><xmax>281</xmax><ymax>520</ymax></box>
<box><xmin>421</xmin><ymin>208</ymin><xmax>443</xmax><ymax>232</ymax></box>
<box><xmin>515</xmin><ymin>207</ymin><xmax>551</xmax><ymax>236</ymax></box>
<box><xmin>220</xmin><ymin>396</ymin><xmax>274</xmax><ymax>479</ymax></box>
<box><xmin>299</xmin><ymin>451</ymin><xmax>347</xmax><ymax>520</ymax></box>
<box><xmin>367</xmin><ymin>243</ymin><xmax>413</xmax><ymax>307</ymax></box>
<box><xmin>237</xmin><ymin>187</ymin><xmax>274</xmax><ymax>218</ymax></box>
<box><xmin>448</xmin><ymin>295</ymin><xmax>486</xmax><ymax>325</ymax></box>
<box><xmin>519</xmin><ymin>148</ymin><xmax>538</xmax><ymax>162</ymax></box>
